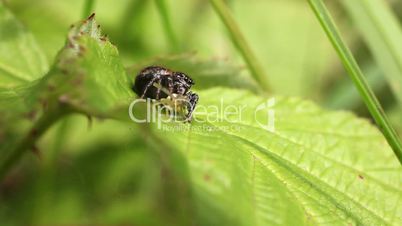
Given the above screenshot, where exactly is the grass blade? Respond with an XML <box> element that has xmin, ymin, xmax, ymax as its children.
<box><xmin>154</xmin><ymin>0</ymin><xmax>179</xmax><ymax>51</ymax></box>
<box><xmin>208</xmin><ymin>0</ymin><xmax>270</xmax><ymax>92</ymax></box>
<box><xmin>307</xmin><ymin>0</ymin><xmax>402</xmax><ymax>164</ymax></box>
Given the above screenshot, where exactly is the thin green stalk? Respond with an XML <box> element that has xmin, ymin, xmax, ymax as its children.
<box><xmin>308</xmin><ymin>0</ymin><xmax>402</xmax><ymax>164</ymax></box>
<box><xmin>155</xmin><ymin>0</ymin><xmax>179</xmax><ymax>51</ymax></box>
<box><xmin>82</xmin><ymin>0</ymin><xmax>96</xmax><ymax>18</ymax></box>
<box><xmin>0</xmin><ymin>104</ymin><xmax>71</xmax><ymax>179</ymax></box>
<box><xmin>209</xmin><ymin>0</ymin><xmax>270</xmax><ymax>92</ymax></box>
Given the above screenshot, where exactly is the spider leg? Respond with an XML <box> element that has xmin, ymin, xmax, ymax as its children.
<box><xmin>185</xmin><ymin>92</ymin><xmax>199</xmax><ymax>122</ymax></box>
<box><xmin>152</xmin><ymin>81</ymin><xmax>172</xmax><ymax>98</ymax></box>
<box><xmin>155</xmin><ymin>79</ymin><xmax>162</xmax><ymax>100</ymax></box>
<box><xmin>140</xmin><ymin>76</ymin><xmax>159</xmax><ymax>99</ymax></box>
<box><xmin>159</xmin><ymin>77</ymin><xmax>171</xmax><ymax>99</ymax></box>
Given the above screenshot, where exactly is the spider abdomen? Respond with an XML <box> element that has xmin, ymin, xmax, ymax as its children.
<box><xmin>133</xmin><ymin>66</ymin><xmax>172</xmax><ymax>99</ymax></box>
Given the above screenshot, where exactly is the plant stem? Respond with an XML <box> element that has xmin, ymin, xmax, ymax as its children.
<box><xmin>155</xmin><ymin>0</ymin><xmax>180</xmax><ymax>51</ymax></box>
<box><xmin>209</xmin><ymin>0</ymin><xmax>270</xmax><ymax>92</ymax></box>
<box><xmin>48</xmin><ymin>117</ymin><xmax>71</xmax><ymax>165</ymax></box>
<box><xmin>83</xmin><ymin>0</ymin><xmax>96</xmax><ymax>18</ymax></box>
<box><xmin>0</xmin><ymin>104</ymin><xmax>71</xmax><ymax>179</ymax></box>
<box><xmin>307</xmin><ymin>0</ymin><xmax>402</xmax><ymax>164</ymax></box>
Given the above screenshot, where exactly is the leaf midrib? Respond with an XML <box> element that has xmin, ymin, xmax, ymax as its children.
<box><xmin>200</xmin><ymin>120</ymin><xmax>391</xmax><ymax>225</ymax></box>
<box><xmin>200</xmin><ymin>122</ymin><xmax>363</xmax><ymax>224</ymax></box>
<box><xmin>236</xmin><ymin>133</ymin><xmax>388</xmax><ymax>225</ymax></box>
<box><xmin>195</xmin><ymin>112</ymin><xmax>401</xmax><ymax>192</ymax></box>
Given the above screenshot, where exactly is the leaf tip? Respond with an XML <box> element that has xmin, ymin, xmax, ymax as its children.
<box><xmin>87</xmin><ymin>12</ymin><xmax>96</xmax><ymax>21</ymax></box>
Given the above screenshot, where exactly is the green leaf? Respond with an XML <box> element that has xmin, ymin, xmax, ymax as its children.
<box><xmin>0</xmin><ymin>3</ymin><xmax>48</xmax><ymax>87</ymax></box>
<box><xmin>6</xmin><ymin>0</ymin><xmax>81</xmax><ymax>62</ymax></box>
<box><xmin>0</xmin><ymin>14</ymin><xmax>133</xmax><ymax>178</ymax></box>
<box><xmin>4</xmin><ymin>87</ymin><xmax>400</xmax><ymax>225</ymax></box>
<box><xmin>341</xmin><ymin>0</ymin><xmax>402</xmax><ymax>106</ymax></box>
<box><xmin>27</xmin><ymin>13</ymin><xmax>133</xmax><ymax>114</ymax></box>
<box><xmin>150</xmin><ymin>88</ymin><xmax>402</xmax><ymax>225</ymax></box>
<box><xmin>1</xmin><ymin>4</ymin><xmax>401</xmax><ymax>225</ymax></box>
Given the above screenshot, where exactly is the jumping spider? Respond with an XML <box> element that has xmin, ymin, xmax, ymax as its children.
<box><xmin>133</xmin><ymin>66</ymin><xmax>199</xmax><ymax>122</ymax></box>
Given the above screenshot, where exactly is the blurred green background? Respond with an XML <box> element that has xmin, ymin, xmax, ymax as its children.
<box><xmin>1</xmin><ymin>0</ymin><xmax>401</xmax><ymax>225</ymax></box>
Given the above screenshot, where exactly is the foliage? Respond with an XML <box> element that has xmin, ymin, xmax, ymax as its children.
<box><xmin>0</xmin><ymin>1</ymin><xmax>401</xmax><ymax>225</ymax></box>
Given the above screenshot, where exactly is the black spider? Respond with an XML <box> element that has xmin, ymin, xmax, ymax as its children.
<box><xmin>133</xmin><ymin>66</ymin><xmax>199</xmax><ymax>121</ymax></box>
